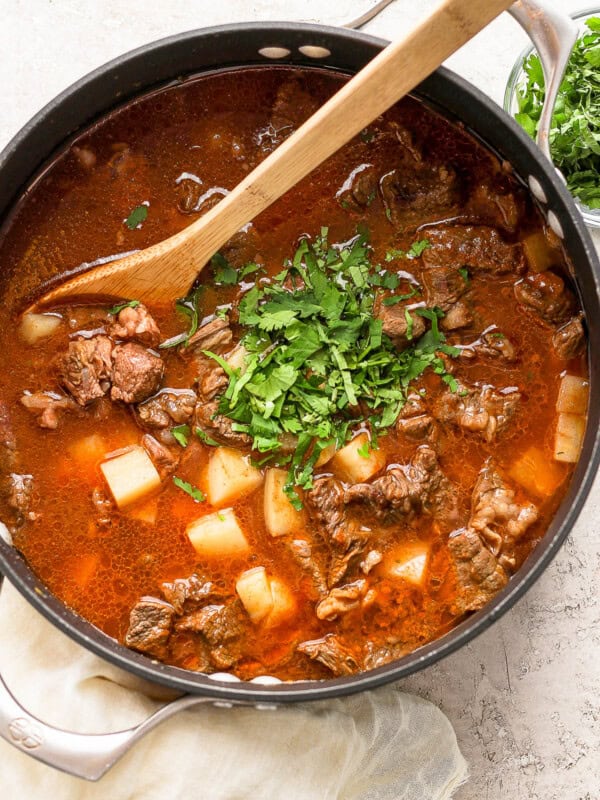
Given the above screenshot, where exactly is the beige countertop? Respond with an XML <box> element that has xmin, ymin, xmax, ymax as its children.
<box><xmin>1</xmin><ymin>1</ymin><xmax>598</xmax><ymax>797</ymax></box>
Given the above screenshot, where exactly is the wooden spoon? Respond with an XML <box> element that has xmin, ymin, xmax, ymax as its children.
<box><xmin>34</xmin><ymin>0</ymin><xmax>514</xmax><ymax>309</ymax></box>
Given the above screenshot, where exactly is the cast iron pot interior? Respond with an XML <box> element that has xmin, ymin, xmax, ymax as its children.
<box><xmin>0</xmin><ymin>23</ymin><xmax>599</xmax><ymax>703</ymax></box>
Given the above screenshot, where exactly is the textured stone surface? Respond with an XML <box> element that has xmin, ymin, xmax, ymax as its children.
<box><xmin>1</xmin><ymin>2</ymin><xmax>598</xmax><ymax>797</ymax></box>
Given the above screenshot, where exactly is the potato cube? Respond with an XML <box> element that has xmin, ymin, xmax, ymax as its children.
<box><xmin>100</xmin><ymin>446</ymin><xmax>161</xmax><ymax>508</ymax></box>
<box><xmin>554</xmin><ymin>412</ymin><xmax>585</xmax><ymax>463</ymax></box>
<box><xmin>20</xmin><ymin>312</ymin><xmax>62</xmax><ymax>344</ymax></box>
<box><xmin>383</xmin><ymin>543</ymin><xmax>429</xmax><ymax>586</ymax></box>
<box><xmin>508</xmin><ymin>446</ymin><xmax>564</xmax><ymax>498</ymax></box>
<box><xmin>331</xmin><ymin>433</ymin><xmax>385</xmax><ymax>483</ymax></box>
<box><xmin>265</xmin><ymin>577</ymin><xmax>296</xmax><ymax>627</ymax></box>
<box><xmin>556</xmin><ymin>375</ymin><xmax>588</xmax><ymax>416</ymax></box>
<box><xmin>315</xmin><ymin>441</ymin><xmax>336</xmax><ymax>467</ymax></box>
<box><xmin>207</xmin><ymin>447</ymin><xmax>263</xmax><ymax>507</ymax></box>
<box><xmin>186</xmin><ymin>508</ymin><xmax>249</xmax><ymax>557</ymax></box>
<box><xmin>522</xmin><ymin>231</ymin><xmax>556</xmax><ymax>273</ymax></box>
<box><xmin>264</xmin><ymin>468</ymin><xmax>304</xmax><ymax>537</ymax></box>
<box><xmin>236</xmin><ymin>567</ymin><xmax>273</xmax><ymax>623</ymax></box>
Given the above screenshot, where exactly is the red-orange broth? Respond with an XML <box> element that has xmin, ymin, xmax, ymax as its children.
<box><xmin>0</xmin><ymin>67</ymin><xmax>587</xmax><ymax>680</ymax></box>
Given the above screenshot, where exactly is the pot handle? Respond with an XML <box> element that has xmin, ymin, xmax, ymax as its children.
<box><xmin>0</xmin><ymin>669</ymin><xmax>224</xmax><ymax>781</ymax></box>
<box><xmin>508</xmin><ymin>0</ymin><xmax>577</xmax><ymax>162</ymax></box>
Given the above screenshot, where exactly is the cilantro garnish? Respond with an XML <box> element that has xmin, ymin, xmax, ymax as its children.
<box><xmin>172</xmin><ymin>424</ymin><xmax>190</xmax><ymax>447</ymax></box>
<box><xmin>204</xmin><ymin>229</ymin><xmax>458</xmax><ymax>507</ymax></box>
<box><xmin>515</xmin><ymin>17</ymin><xmax>600</xmax><ymax>208</ymax></box>
<box><xmin>109</xmin><ymin>299</ymin><xmax>140</xmax><ymax>315</ymax></box>
<box><xmin>159</xmin><ymin>288</ymin><xmax>203</xmax><ymax>349</ymax></box>
<box><xmin>172</xmin><ymin>476</ymin><xmax>205</xmax><ymax>503</ymax></box>
<box><xmin>212</xmin><ymin>252</ymin><xmax>265</xmax><ymax>286</ymax></box>
<box><xmin>458</xmin><ymin>267</ymin><xmax>470</xmax><ymax>285</ymax></box>
<box><xmin>385</xmin><ymin>239</ymin><xmax>430</xmax><ymax>262</ymax></box>
<box><xmin>195</xmin><ymin>428</ymin><xmax>220</xmax><ymax>447</ymax></box>
<box><xmin>357</xmin><ymin>439</ymin><xmax>371</xmax><ymax>458</ymax></box>
<box><xmin>124</xmin><ymin>204</ymin><xmax>148</xmax><ymax>230</ymax></box>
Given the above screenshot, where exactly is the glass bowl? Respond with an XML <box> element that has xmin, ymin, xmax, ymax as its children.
<box><xmin>504</xmin><ymin>7</ymin><xmax>600</xmax><ymax>229</ymax></box>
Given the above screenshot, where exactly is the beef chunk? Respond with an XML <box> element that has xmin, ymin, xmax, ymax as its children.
<box><xmin>464</xmin><ymin>184</ymin><xmax>520</xmax><ymax>232</ymax></box>
<box><xmin>553</xmin><ymin>316</ymin><xmax>585</xmax><ymax>360</ymax></box>
<box><xmin>297</xmin><ymin>634</ymin><xmax>360</xmax><ymax>676</ymax></box>
<box><xmin>421</xmin><ymin>265</ymin><xmax>472</xmax><ymax>331</ymax></box>
<box><xmin>423</xmin><ymin>225</ymin><xmax>526</xmax><ymax>275</ymax></box>
<box><xmin>306</xmin><ymin>476</ymin><xmax>370</xmax><ymax>586</ymax></box>
<box><xmin>108</xmin><ymin>303</ymin><xmax>160</xmax><ymax>347</ymax></box>
<box><xmin>58</xmin><ymin>335</ymin><xmax>113</xmax><ymax>405</ymax></box>
<box><xmin>187</xmin><ymin>316</ymin><xmax>233</xmax><ymax>352</ymax></box>
<box><xmin>345</xmin><ymin>446</ymin><xmax>459</xmax><ymax>529</ymax></box>
<box><xmin>271</xmin><ymin>77</ymin><xmax>319</xmax><ymax>132</ymax></box>
<box><xmin>514</xmin><ymin>271</ymin><xmax>575</xmax><ymax>325</ymax></box>
<box><xmin>188</xmin><ymin>316</ymin><xmax>234</xmax><ymax>402</ymax></box>
<box><xmin>376</xmin><ymin>302</ymin><xmax>426</xmax><ymax>350</ymax></box>
<box><xmin>289</xmin><ymin>539</ymin><xmax>328</xmax><ymax>599</ymax></box>
<box><xmin>316</xmin><ymin>579</ymin><xmax>368</xmax><ymax>621</ymax></box>
<box><xmin>380</xmin><ymin>164</ymin><xmax>460</xmax><ymax>232</ymax></box>
<box><xmin>20</xmin><ymin>390</ymin><xmax>78</xmax><ymax>429</ymax></box>
<box><xmin>197</xmin><ymin>362</ymin><xmax>229</xmax><ymax>402</ymax></box>
<box><xmin>161</xmin><ymin>573</ymin><xmax>220</xmax><ymax>614</ymax></box>
<box><xmin>125</xmin><ymin>599</ymin><xmax>174</xmax><ymax>658</ymax></box>
<box><xmin>396</xmin><ymin>414</ymin><xmax>437</xmax><ymax>442</ymax></box>
<box><xmin>136</xmin><ymin>389</ymin><xmax>197</xmax><ymax>430</ymax></box>
<box><xmin>449</xmin><ymin>463</ymin><xmax>538</xmax><ymax>613</ymax></box>
<box><xmin>422</xmin><ymin>265</ymin><xmax>467</xmax><ymax>311</ymax></box>
<box><xmin>6</xmin><ymin>473</ymin><xmax>34</xmax><ymax>522</ymax></box>
<box><xmin>337</xmin><ymin>164</ymin><xmax>378</xmax><ymax>211</ymax></box>
<box><xmin>141</xmin><ymin>434</ymin><xmax>179</xmax><ymax>478</ymax></box>
<box><xmin>396</xmin><ymin>392</ymin><xmax>437</xmax><ymax>442</ymax></box>
<box><xmin>195</xmin><ymin>400</ymin><xmax>251</xmax><ymax>448</ymax></box>
<box><xmin>449</xmin><ymin>528</ymin><xmax>509</xmax><ymax>614</ymax></box>
<box><xmin>440</xmin><ymin>301</ymin><xmax>473</xmax><ymax>331</ymax></box>
<box><xmin>433</xmin><ymin>381</ymin><xmax>520</xmax><ymax>442</ymax></box>
<box><xmin>176</xmin><ymin>602</ymin><xmax>243</xmax><ymax>644</ymax></box>
<box><xmin>462</xmin><ymin>330</ymin><xmax>516</xmax><ymax>363</ymax></box>
<box><xmin>110</xmin><ymin>343</ymin><xmax>164</xmax><ymax>404</ymax></box>
<box><xmin>469</xmin><ymin>463</ymin><xmax>538</xmax><ymax>564</ymax></box>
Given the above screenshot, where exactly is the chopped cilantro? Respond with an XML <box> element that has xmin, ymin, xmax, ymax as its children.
<box><xmin>406</xmin><ymin>239</ymin><xmax>430</xmax><ymax>258</ymax></box>
<box><xmin>489</xmin><ymin>331</ymin><xmax>505</xmax><ymax>339</ymax></box>
<box><xmin>109</xmin><ymin>299</ymin><xmax>140</xmax><ymax>315</ymax></box>
<box><xmin>172</xmin><ymin>476</ymin><xmax>205</xmax><ymax>503</ymax></box>
<box><xmin>195</xmin><ymin>428</ymin><xmax>221</xmax><ymax>447</ymax></box>
<box><xmin>211</xmin><ymin>252</ymin><xmax>238</xmax><ymax>285</ymax></box>
<box><xmin>171</xmin><ymin>424</ymin><xmax>190</xmax><ymax>447</ymax></box>
<box><xmin>385</xmin><ymin>207</ymin><xmax>392</xmax><ymax>222</ymax></box>
<box><xmin>159</xmin><ymin>287</ymin><xmax>203</xmax><ymax>349</ymax></box>
<box><xmin>124</xmin><ymin>204</ymin><xmax>148</xmax><ymax>230</ymax></box>
<box><xmin>206</xmin><ymin>228</ymin><xmax>459</xmax><ymax>505</ymax></box>
<box><xmin>357</xmin><ymin>439</ymin><xmax>371</xmax><ymax>458</ymax></box>
<box><xmin>458</xmin><ymin>267</ymin><xmax>470</xmax><ymax>284</ymax></box>
<box><xmin>515</xmin><ymin>17</ymin><xmax>600</xmax><ymax>208</ymax></box>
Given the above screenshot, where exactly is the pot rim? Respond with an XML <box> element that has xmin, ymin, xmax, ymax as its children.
<box><xmin>1</xmin><ymin>21</ymin><xmax>599</xmax><ymax>703</ymax></box>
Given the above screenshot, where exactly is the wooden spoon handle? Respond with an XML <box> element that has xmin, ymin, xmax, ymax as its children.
<box><xmin>39</xmin><ymin>0</ymin><xmax>514</xmax><ymax>306</ymax></box>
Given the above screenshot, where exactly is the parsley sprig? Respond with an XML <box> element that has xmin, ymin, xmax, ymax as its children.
<box><xmin>515</xmin><ymin>17</ymin><xmax>600</xmax><ymax>209</ymax></box>
<box><xmin>204</xmin><ymin>228</ymin><xmax>457</xmax><ymax>508</ymax></box>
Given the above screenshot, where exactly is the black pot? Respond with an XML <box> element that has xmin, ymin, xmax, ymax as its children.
<box><xmin>0</xmin><ymin>19</ymin><xmax>598</xmax><ymax>761</ymax></box>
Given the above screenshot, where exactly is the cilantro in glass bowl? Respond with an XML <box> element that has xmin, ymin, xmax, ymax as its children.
<box><xmin>504</xmin><ymin>8</ymin><xmax>600</xmax><ymax>228</ymax></box>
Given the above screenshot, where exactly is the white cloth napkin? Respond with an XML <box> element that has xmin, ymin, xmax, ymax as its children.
<box><xmin>0</xmin><ymin>579</ymin><xmax>467</xmax><ymax>799</ymax></box>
